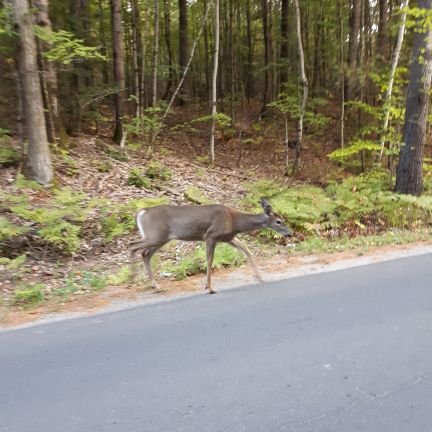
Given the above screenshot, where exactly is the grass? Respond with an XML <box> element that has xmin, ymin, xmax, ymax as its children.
<box><xmin>13</xmin><ymin>284</ymin><xmax>44</xmax><ymax>308</ymax></box>
<box><xmin>293</xmin><ymin>229</ymin><xmax>431</xmax><ymax>255</ymax></box>
<box><xmin>160</xmin><ymin>243</ymin><xmax>246</xmax><ymax>280</ymax></box>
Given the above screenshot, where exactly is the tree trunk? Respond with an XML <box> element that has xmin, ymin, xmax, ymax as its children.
<box><xmin>339</xmin><ymin>0</ymin><xmax>345</xmax><ymax>148</ymax></box>
<box><xmin>152</xmin><ymin>0</ymin><xmax>160</xmax><ymax>106</ymax></box>
<box><xmin>131</xmin><ymin>0</ymin><xmax>145</xmax><ymax>113</ymax></box>
<box><xmin>395</xmin><ymin>0</ymin><xmax>432</xmax><ymax>195</ymax></box>
<box><xmin>130</xmin><ymin>0</ymin><xmax>141</xmax><ymax>115</ymax></box>
<box><xmin>346</xmin><ymin>0</ymin><xmax>361</xmax><ymax>100</ymax></box>
<box><xmin>178</xmin><ymin>0</ymin><xmax>189</xmax><ymax>104</ymax></box>
<box><xmin>34</xmin><ymin>0</ymin><xmax>59</xmax><ymax>144</ymax></box>
<box><xmin>98</xmin><ymin>0</ymin><xmax>110</xmax><ymax>85</ymax></box>
<box><xmin>110</xmin><ymin>0</ymin><xmax>126</xmax><ymax>144</ymax></box>
<box><xmin>379</xmin><ymin>0</ymin><xmax>408</xmax><ymax>160</ymax></box>
<box><xmin>260</xmin><ymin>0</ymin><xmax>270</xmax><ymax>114</ymax></box>
<box><xmin>163</xmin><ymin>0</ymin><xmax>175</xmax><ymax>100</ymax></box>
<box><xmin>245</xmin><ymin>0</ymin><xmax>254</xmax><ymax>101</ymax></box>
<box><xmin>377</xmin><ymin>0</ymin><xmax>389</xmax><ymax>63</ymax></box>
<box><xmin>279</xmin><ymin>0</ymin><xmax>289</xmax><ymax>89</ymax></box>
<box><xmin>292</xmin><ymin>0</ymin><xmax>308</xmax><ymax>175</ymax></box>
<box><xmin>12</xmin><ymin>0</ymin><xmax>53</xmax><ymax>184</ymax></box>
<box><xmin>210</xmin><ymin>0</ymin><xmax>220</xmax><ymax>164</ymax></box>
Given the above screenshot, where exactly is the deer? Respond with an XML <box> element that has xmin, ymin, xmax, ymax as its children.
<box><xmin>129</xmin><ymin>198</ymin><xmax>292</xmax><ymax>294</ymax></box>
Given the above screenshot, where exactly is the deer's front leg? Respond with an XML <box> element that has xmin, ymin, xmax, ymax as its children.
<box><xmin>228</xmin><ymin>238</ymin><xmax>264</xmax><ymax>283</ymax></box>
<box><xmin>205</xmin><ymin>239</ymin><xmax>217</xmax><ymax>294</ymax></box>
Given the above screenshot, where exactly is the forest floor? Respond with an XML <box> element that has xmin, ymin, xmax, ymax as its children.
<box><xmin>1</xmin><ymin>101</ymin><xmax>431</xmax><ymax>328</ymax></box>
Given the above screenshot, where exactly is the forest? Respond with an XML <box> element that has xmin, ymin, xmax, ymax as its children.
<box><xmin>0</xmin><ymin>0</ymin><xmax>432</xmax><ymax>320</ymax></box>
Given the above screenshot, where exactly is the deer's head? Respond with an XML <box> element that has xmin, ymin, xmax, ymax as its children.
<box><xmin>260</xmin><ymin>198</ymin><xmax>293</xmax><ymax>238</ymax></box>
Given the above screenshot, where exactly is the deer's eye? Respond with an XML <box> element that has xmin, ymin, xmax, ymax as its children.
<box><xmin>276</xmin><ymin>220</ymin><xmax>282</xmax><ymax>225</ymax></box>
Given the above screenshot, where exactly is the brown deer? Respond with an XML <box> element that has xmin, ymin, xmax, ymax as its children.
<box><xmin>129</xmin><ymin>198</ymin><xmax>292</xmax><ymax>294</ymax></box>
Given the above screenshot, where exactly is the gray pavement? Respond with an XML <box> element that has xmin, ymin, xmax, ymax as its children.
<box><xmin>1</xmin><ymin>253</ymin><xmax>432</xmax><ymax>432</ymax></box>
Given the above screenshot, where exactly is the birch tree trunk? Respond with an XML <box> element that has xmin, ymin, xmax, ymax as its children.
<box><xmin>379</xmin><ymin>0</ymin><xmax>409</xmax><ymax>160</ymax></box>
<box><xmin>12</xmin><ymin>0</ymin><xmax>53</xmax><ymax>184</ymax></box>
<box><xmin>292</xmin><ymin>0</ymin><xmax>308</xmax><ymax>175</ymax></box>
<box><xmin>210</xmin><ymin>0</ymin><xmax>219</xmax><ymax>164</ymax></box>
<box><xmin>395</xmin><ymin>0</ymin><xmax>432</xmax><ymax>195</ymax></box>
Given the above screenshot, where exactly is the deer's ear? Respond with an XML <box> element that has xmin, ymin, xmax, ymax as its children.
<box><xmin>260</xmin><ymin>198</ymin><xmax>273</xmax><ymax>216</ymax></box>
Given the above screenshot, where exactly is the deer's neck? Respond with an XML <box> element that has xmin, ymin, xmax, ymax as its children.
<box><xmin>232</xmin><ymin>212</ymin><xmax>267</xmax><ymax>234</ymax></box>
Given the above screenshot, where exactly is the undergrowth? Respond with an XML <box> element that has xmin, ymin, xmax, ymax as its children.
<box><xmin>160</xmin><ymin>243</ymin><xmax>246</xmax><ymax>280</ymax></box>
<box><xmin>243</xmin><ymin>170</ymin><xmax>432</xmax><ymax>237</ymax></box>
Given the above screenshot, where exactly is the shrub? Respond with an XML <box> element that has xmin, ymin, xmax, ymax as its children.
<box><xmin>13</xmin><ymin>284</ymin><xmax>44</xmax><ymax>307</ymax></box>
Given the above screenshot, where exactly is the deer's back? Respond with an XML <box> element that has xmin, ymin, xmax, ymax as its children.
<box><xmin>138</xmin><ymin>204</ymin><xmax>234</xmax><ymax>242</ymax></box>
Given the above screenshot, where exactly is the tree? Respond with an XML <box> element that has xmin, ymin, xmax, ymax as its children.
<box><xmin>379</xmin><ymin>0</ymin><xmax>409</xmax><ymax>160</ymax></box>
<box><xmin>260</xmin><ymin>0</ymin><xmax>271</xmax><ymax>114</ymax></box>
<box><xmin>210</xmin><ymin>0</ymin><xmax>219</xmax><ymax>164</ymax></box>
<box><xmin>346</xmin><ymin>0</ymin><xmax>361</xmax><ymax>100</ymax></box>
<box><xmin>110</xmin><ymin>0</ymin><xmax>126</xmax><ymax>145</ymax></box>
<box><xmin>152</xmin><ymin>0</ymin><xmax>160</xmax><ymax>106</ymax></box>
<box><xmin>178</xmin><ymin>0</ymin><xmax>189</xmax><ymax>104</ymax></box>
<box><xmin>34</xmin><ymin>0</ymin><xmax>60</xmax><ymax>144</ymax></box>
<box><xmin>12</xmin><ymin>0</ymin><xmax>53</xmax><ymax>185</ymax></box>
<box><xmin>279</xmin><ymin>0</ymin><xmax>289</xmax><ymax>88</ymax></box>
<box><xmin>291</xmin><ymin>0</ymin><xmax>308</xmax><ymax>174</ymax></box>
<box><xmin>395</xmin><ymin>0</ymin><xmax>432</xmax><ymax>195</ymax></box>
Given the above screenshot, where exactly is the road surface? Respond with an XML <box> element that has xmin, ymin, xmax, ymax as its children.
<box><xmin>1</xmin><ymin>253</ymin><xmax>432</xmax><ymax>431</ymax></box>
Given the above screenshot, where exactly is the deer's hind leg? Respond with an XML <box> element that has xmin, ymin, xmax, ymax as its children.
<box><xmin>142</xmin><ymin>244</ymin><xmax>164</xmax><ymax>290</ymax></box>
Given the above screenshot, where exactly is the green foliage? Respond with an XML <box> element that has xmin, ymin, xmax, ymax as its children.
<box><xmin>243</xmin><ymin>171</ymin><xmax>432</xmax><ymax>236</ymax></box>
<box><xmin>54</xmin><ymin>271</ymin><xmax>107</xmax><ymax>297</ymax></box>
<box><xmin>0</xmin><ymin>129</ymin><xmax>20</xmax><ymax>167</ymax></box>
<box><xmin>161</xmin><ymin>243</ymin><xmax>245</xmax><ymax>281</ymax></box>
<box><xmin>127</xmin><ymin>168</ymin><xmax>152</xmax><ymax>188</ymax></box>
<box><xmin>144</xmin><ymin>161</ymin><xmax>172</xmax><ymax>181</ymax></box>
<box><xmin>34</xmin><ymin>28</ymin><xmax>106</xmax><ymax>64</ymax></box>
<box><xmin>327</xmin><ymin>140</ymin><xmax>382</xmax><ymax>162</ymax></box>
<box><xmin>0</xmin><ymin>254</ymin><xmax>27</xmax><ymax>281</ymax></box>
<box><xmin>0</xmin><ymin>254</ymin><xmax>26</xmax><ymax>271</ymax></box>
<box><xmin>107</xmin><ymin>266</ymin><xmax>132</xmax><ymax>285</ymax></box>
<box><xmin>0</xmin><ymin>217</ymin><xmax>28</xmax><ymax>242</ymax></box>
<box><xmin>184</xmin><ymin>187</ymin><xmax>214</xmax><ymax>204</ymax></box>
<box><xmin>14</xmin><ymin>174</ymin><xmax>43</xmax><ymax>190</ymax></box>
<box><xmin>2</xmin><ymin>183</ymin><xmax>90</xmax><ymax>253</ymax></box>
<box><xmin>193</xmin><ymin>112</ymin><xmax>232</xmax><ymax>128</ymax></box>
<box><xmin>296</xmin><ymin>229</ymin><xmax>431</xmax><ymax>255</ymax></box>
<box><xmin>124</xmin><ymin>103</ymin><xmax>168</xmax><ymax>145</ymax></box>
<box><xmin>13</xmin><ymin>284</ymin><xmax>44</xmax><ymax>307</ymax></box>
<box><xmin>269</xmin><ymin>94</ymin><xmax>330</xmax><ymax>131</ymax></box>
<box><xmin>196</xmin><ymin>155</ymin><xmax>210</xmax><ymax>165</ymax></box>
<box><xmin>127</xmin><ymin>163</ymin><xmax>171</xmax><ymax>189</ymax></box>
<box><xmin>100</xmin><ymin>197</ymin><xmax>169</xmax><ymax>241</ymax></box>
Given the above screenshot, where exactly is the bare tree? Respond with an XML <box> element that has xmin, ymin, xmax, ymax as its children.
<box><xmin>12</xmin><ymin>0</ymin><xmax>53</xmax><ymax>184</ymax></box>
<box><xmin>395</xmin><ymin>0</ymin><xmax>432</xmax><ymax>195</ymax></box>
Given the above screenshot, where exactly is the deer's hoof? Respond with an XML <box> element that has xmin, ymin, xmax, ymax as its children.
<box><xmin>208</xmin><ymin>290</ymin><xmax>217</xmax><ymax>295</ymax></box>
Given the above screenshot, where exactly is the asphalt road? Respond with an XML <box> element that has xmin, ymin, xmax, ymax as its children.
<box><xmin>1</xmin><ymin>253</ymin><xmax>432</xmax><ymax>432</ymax></box>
